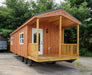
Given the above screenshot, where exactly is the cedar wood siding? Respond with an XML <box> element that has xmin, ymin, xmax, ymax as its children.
<box><xmin>27</xmin><ymin>22</ymin><xmax>64</xmax><ymax>55</ymax></box>
<box><xmin>10</xmin><ymin>26</ymin><xmax>28</xmax><ymax>58</ymax></box>
<box><xmin>10</xmin><ymin>22</ymin><xmax>64</xmax><ymax>57</ymax></box>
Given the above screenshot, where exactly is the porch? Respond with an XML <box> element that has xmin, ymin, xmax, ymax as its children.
<box><xmin>27</xmin><ymin>9</ymin><xmax>81</xmax><ymax>62</ymax></box>
<box><xmin>27</xmin><ymin>18</ymin><xmax>79</xmax><ymax>62</ymax></box>
<box><xmin>28</xmin><ymin>43</ymin><xmax>79</xmax><ymax>62</ymax></box>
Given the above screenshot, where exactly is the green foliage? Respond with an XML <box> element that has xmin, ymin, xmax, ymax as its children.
<box><xmin>30</xmin><ymin>0</ymin><xmax>57</xmax><ymax>15</ymax></box>
<box><xmin>80</xmin><ymin>48</ymin><xmax>92</xmax><ymax>57</ymax></box>
<box><xmin>0</xmin><ymin>29</ymin><xmax>13</xmax><ymax>38</ymax></box>
<box><xmin>58</xmin><ymin>1</ymin><xmax>90</xmax><ymax>22</ymax></box>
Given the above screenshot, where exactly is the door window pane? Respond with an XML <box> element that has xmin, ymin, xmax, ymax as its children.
<box><xmin>33</xmin><ymin>33</ymin><xmax>40</xmax><ymax>51</ymax></box>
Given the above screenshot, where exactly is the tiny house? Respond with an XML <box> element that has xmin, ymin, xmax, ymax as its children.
<box><xmin>0</xmin><ymin>36</ymin><xmax>7</xmax><ymax>50</ymax></box>
<box><xmin>10</xmin><ymin>8</ymin><xmax>81</xmax><ymax>65</ymax></box>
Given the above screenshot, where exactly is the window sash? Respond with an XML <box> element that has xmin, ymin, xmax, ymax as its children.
<box><xmin>11</xmin><ymin>38</ymin><xmax>13</xmax><ymax>45</ymax></box>
<box><xmin>19</xmin><ymin>33</ymin><xmax>24</xmax><ymax>44</ymax></box>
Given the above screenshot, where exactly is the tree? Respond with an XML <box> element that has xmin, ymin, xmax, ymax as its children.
<box><xmin>5</xmin><ymin>0</ymin><xmax>32</xmax><ymax>29</ymax></box>
<box><xmin>30</xmin><ymin>0</ymin><xmax>57</xmax><ymax>15</ymax></box>
<box><xmin>0</xmin><ymin>0</ymin><xmax>32</xmax><ymax>38</ymax></box>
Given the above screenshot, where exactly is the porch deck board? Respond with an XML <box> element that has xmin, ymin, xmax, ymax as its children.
<box><xmin>38</xmin><ymin>55</ymin><xmax>59</xmax><ymax>59</ymax></box>
<box><xmin>28</xmin><ymin>55</ymin><xmax>79</xmax><ymax>62</ymax></box>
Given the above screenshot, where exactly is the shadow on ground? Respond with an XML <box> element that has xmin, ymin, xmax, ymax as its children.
<box><xmin>0</xmin><ymin>50</ymin><xmax>11</xmax><ymax>53</ymax></box>
<box><xmin>15</xmin><ymin>55</ymin><xmax>77</xmax><ymax>74</ymax></box>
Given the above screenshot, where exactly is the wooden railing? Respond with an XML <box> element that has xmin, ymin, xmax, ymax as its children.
<box><xmin>28</xmin><ymin>43</ymin><xmax>38</xmax><ymax>58</ymax></box>
<box><xmin>28</xmin><ymin>43</ymin><xmax>78</xmax><ymax>58</ymax></box>
<box><xmin>61</xmin><ymin>44</ymin><xmax>77</xmax><ymax>56</ymax></box>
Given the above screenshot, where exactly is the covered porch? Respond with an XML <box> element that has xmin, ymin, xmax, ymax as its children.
<box><xmin>27</xmin><ymin>9</ymin><xmax>81</xmax><ymax>62</ymax></box>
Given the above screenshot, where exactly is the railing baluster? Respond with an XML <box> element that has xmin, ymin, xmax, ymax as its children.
<box><xmin>71</xmin><ymin>45</ymin><xmax>73</xmax><ymax>56</ymax></box>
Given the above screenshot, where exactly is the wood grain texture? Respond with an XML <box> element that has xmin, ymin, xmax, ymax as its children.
<box><xmin>27</xmin><ymin>21</ymin><xmax>64</xmax><ymax>56</ymax></box>
<box><xmin>36</xmin><ymin>19</ymin><xmax>39</xmax><ymax>58</ymax></box>
<box><xmin>28</xmin><ymin>43</ymin><xmax>38</xmax><ymax>58</ymax></box>
<box><xmin>77</xmin><ymin>25</ymin><xmax>79</xmax><ymax>56</ymax></box>
<box><xmin>61</xmin><ymin>44</ymin><xmax>77</xmax><ymax>56</ymax></box>
<box><xmin>59</xmin><ymin>16</ymin><xmax>62</xmax><ymax>57</ymax></box>
<box><xmin>10</xmin><ymin>26</ymin><xmax>28</xmax><ymax>58</ymax></box>
<box><xmin>28</xmin><ymin>55</ymin><xmax>79</xmax><ymax>62</ymax></box>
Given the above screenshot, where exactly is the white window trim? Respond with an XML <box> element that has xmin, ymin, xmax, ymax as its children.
<box><xmin>19</xmin><ymin>32</ymin><xmax>24</xmax><ymax>44</ymax></box>
<box><xmin>11</xmin><ymin>37</ymin><xmax>13</xmax><ymax>45</ymax></box>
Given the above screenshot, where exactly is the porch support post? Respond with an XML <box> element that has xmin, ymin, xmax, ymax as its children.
<box><xmin>77</xmin><ymin>25</ymin><xmax>79</xmax><ymax>56</ymax></box>
<box><xmin>36</xmin><ymin>18</ymin><xmax>39</xmax><ymax>58</ymax></box>
<box><xmin>59</xmin><ymin>16</ymin><xmax>62</xmax><ymax>57</ymax></box>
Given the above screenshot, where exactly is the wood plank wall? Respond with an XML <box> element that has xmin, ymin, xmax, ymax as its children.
<box><xmin>28</xmin><ymin>21</ymin><xmax>64</xmax><ymax>55</ymax></box>
<box><xmin>10</xmin><ymin>26</ymin><xmax>28</xmax><ymax>58</ymax></box>
<box><xmin>10</xmin><ymin>21</ymin><xmax>64</xmax><ymax>57</ymax></box>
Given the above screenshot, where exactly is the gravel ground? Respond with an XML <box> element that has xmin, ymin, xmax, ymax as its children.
<box><xmin>0</xmin><ymin>53</ymin><xmax>92</xmax><ymax>75</ymax></box>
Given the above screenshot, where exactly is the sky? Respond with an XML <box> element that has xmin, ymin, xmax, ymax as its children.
<box><xmin>0</xmin><ymin>0</ymin><xmax>5</xmax><ymax>6</ymax></box>
<box><xmin>0</xmin><ymin>0</ymin><xmax>65</xmax><ymax>6</ymax></box>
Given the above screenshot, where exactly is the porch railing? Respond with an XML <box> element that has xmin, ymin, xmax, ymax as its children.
<box><xmin>28</xmin><ymin>43</ymin><xmax>38</xmax><ymax>58</ymax></box>
<box><xmin>61</xmin><ymin>44</ymin><xmax>77</xmax><ymax>56</ymax></box>
<box><xmin>28</xmin><ymin>43</ymin><xmax>78</xmax><ymax>58</ymax></box>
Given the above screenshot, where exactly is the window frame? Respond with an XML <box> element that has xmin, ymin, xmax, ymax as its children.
<box><xmin>19</xmin><ymin>32</ymin><xmax>24</xmax><ymax>44</ymax></box>
<box><xmin>11</xmin><ymin>37</ymin><xmax>13</xmax><ymax>45</ymax></box>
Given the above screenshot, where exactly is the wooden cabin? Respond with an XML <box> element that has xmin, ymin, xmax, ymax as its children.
<box><xmin>0</xmin><ymin>36</ymin><xmax>7</xmax><ymax>50</ymax></box>
<box><xmin>10</xmin><ymin>8</ymin><xmax>81</xmax><ymax>64</ymax></box>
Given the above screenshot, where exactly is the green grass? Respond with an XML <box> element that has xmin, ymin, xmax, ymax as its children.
<box><xmin>77</xmin><ymin>61</ymin><xmax>82</xmax><ymax>67</ymax></box>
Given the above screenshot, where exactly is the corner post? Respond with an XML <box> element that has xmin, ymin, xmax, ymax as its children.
<box><xmin>36</xmin><ymin>18</ymin><xmax>39</xmax><ymax>58</ymax></box>
<box><xmin>77</xmin><ymin>25</ymin><xmax>79</xmax><ymax>56</ymax></box>
<box><xmin>59</xmin><ymin>16</ymin><xmax>62</xmax><ymax>57</ymax></box>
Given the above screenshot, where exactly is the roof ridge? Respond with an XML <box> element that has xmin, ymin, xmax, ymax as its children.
<box><xmin>34</xmin><ymin>8</ymin><xmax>62</xmax><ymax>16</ymax></box>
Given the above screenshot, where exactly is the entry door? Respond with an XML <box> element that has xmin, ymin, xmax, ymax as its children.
<box><xmin>32</xmin><ymin>28</ymin><xmax>43</xmax><ymax>55</ymax></box>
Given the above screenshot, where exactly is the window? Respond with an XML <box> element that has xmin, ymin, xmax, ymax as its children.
<box><xmin>11</xmin><ymin>37</ymin><xmax>13</xmax><ymax>45</ymax></box>
<box><xmin>19</xmin><ymin>32</ymin><xmax>24</xmax><ymax>44</ymax></box>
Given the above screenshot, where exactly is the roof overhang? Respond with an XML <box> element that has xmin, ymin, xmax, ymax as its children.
<box><xmin>10</xmin><ymin>8</ymin><xmax>82</xmax><ymax>35</ymax></box>
<box><xmin>36</xmin><ymin>9</ymin><xmax>81</xmax><ymax>28</ymax></box>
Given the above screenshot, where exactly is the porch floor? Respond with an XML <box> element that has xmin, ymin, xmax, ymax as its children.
<box><xmin>28</xmin><ymin>55</ymin><xmax>79</xmax><ymax>62</ymax></box>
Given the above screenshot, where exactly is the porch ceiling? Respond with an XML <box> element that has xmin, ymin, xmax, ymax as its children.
<box><xmin>39</xmin><ymin>16</ymin><xmax>78</xmax><ymax>28</ymax></box>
